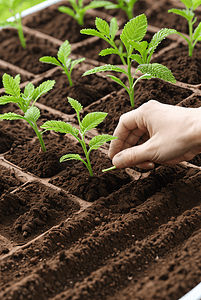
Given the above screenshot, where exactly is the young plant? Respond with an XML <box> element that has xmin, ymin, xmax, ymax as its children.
<box><xmin>81</xmin><ymin>15</ymin><xmax>177</xmax><ymax>107</ymax></box>
<box><xmin>104</xmin><ymin>0</ymin><xmax>138</xmax><ymax>20</ymax></box>
<box><xmin>168</xmin><ymin>0</ymin><xmax>201</xmax><ymax>56</ymax></box>
<box><xmin>39</xmin><ymin>40</ymin><xmax>85</xmax><ymax>86</ymax></box>
<box><xmin>58</xmin><ymin>0</ymin><xmax>110</xmax><ymax>26</ymax></box>
<box><xmin>0</xmin><ymin>0</ymin><xmax>26</xmax><ymax>48</ymax></box>
<box><xmin>0</xmin><ymin>73</ymin><xmax>55</xmax><ymax>152</ymax></box>
<box><xmin>41</xmin><ymin>97</ymin><xmax>117</xmax><ymax>176</ymax></box>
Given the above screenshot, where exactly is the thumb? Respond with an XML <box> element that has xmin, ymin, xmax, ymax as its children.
<box><xmin>112</xmin><ymin>143</ymin><xmax>154</xmax><ymax>169</ymax></box>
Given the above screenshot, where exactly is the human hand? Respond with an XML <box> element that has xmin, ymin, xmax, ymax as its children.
<box><xmin>109</xmin><ymin>100</ymin><xmax>201</xmax><ymax>169</ymax></box>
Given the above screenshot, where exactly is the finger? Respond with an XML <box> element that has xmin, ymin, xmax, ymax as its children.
<box><xmin>112</xmin><ymin>142</ymin><xmax>153</xmax><ymax>168</ymax></box>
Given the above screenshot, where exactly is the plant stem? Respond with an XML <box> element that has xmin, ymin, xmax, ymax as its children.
<box><xmin>127</xmin><ymin>57</ymin><xmax>134</xmax><ymax>107</ymax></box>
<box><xmin>102</xmin><ymin>166</ymin><xmax>116</xmax><ymax>172</ymax></box>
<box><xmin>80</xmin><ymin>137</ymin><xmax>93</xmax><ymax>176</ymax></box>
<box><xmin>16</xmin><ymin>12</ymin><xmax>26</xmax><ymax>49</ymax></box>
<box><xmin>188</xmin><ymin>19</ymin><xmax>193</xmax><ymax>57</ymax></box>
<box><xmin>31</xmin><ymin>123</ymin><xmax>46</xmax><ymax>152</ymax></box>
<box><xmin>64</xmin><ymin>68</ymin><xmax>73</xmax><ymax>86</ymax></box>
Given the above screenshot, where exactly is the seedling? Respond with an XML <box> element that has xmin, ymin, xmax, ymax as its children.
<box><xmin>104</xmin><ymin>0</ymin><xmax>138</xmax><ymax>20</ymax></box>
<box><xmin>0</xmin><ymin>0</ymin><xmax>26</xmax><ymax>48</ymax></box>
<box><xmin>0</xmin><ymin>73</ymin><xmax>55</xmax><ymax>152</ymax></box>
<box><xmin>39</xmin><ymin>40</ymin><xmax>85</xmax><ymax>87</ymax></box>
<box><xmin>81</xmin><ymin>15</ymin><xmax>176</xmax><ymax>107</ymax></box>
<box><xmin>168</xmin><ymin>0</ymin><xmax>201</xmax><ymax>56</ymax></box>
<box><xmin>58</xmin><ymin>0</ymin><xmax>110</xmax><ymax>26</ymax></box>
<box><xmin>41</xmin><ymin>97</ymin><xmax>117</xmax><ymax>176</ymax></box>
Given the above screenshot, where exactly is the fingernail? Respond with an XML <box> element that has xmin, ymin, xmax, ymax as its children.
<box><xmin>113</xmin><ymin>154</ymin><xmax>126</xmax><ymax>168</ymax></box>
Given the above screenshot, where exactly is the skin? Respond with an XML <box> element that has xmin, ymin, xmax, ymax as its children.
<box><xmin>108</xmin><ymin>100</ymin><xmax>201</xmax><ymax>169</ymax></box>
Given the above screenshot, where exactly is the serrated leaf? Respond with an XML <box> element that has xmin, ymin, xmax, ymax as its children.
<box><xmin>121</xmin><ymin>14</ymin><xmax>147</xmax><ymax>48</ymax></box>
<box><xmin>129</xmin><ymin>54</ymin><xmax>144</xmax><ymax>64</ymax></box>
<box><xmin>60</xmin><ymin>153</ymin><xmax>84</xmax><ymax>163</ymax></box>
<box><xmin>104</xmin><ymin>3</ymin><xmax>117</xmax><ymax>9</ymax></box>
<box><xmin>0</xmin><ymin>95</ymin><xmax>20</xmax><ymax>105</ymax></box>
<box><xmin>99</xmin><ymin>48</ymin><xmax>120</xmax><ymax>56</ymax></box>
<box><xmin>107</xmin><ymin>75</ymin><xmax>129</xmax><ymax>92</ymax></box>
<box><xmin>89</xmin><ymin>134</ymin><xmax>117</xmax><ymax>150</ymax></box>
<box><xmin>110</xmin><ymin>17</ymin><xmax>118</xmax><ymax>40</ymax></box>
<box><xmin>58</xmin><ymin>6</ymin><xmax>75</xmax><ymax>18</ymax></box>
<box><xmin>137</xmin><ymin>63</ymin><xmax>176</xmax><ymax>83</ymax></box>
<box><xmin>3</xmin><ymin>73</ymin><xmax>21</xmax><ymax>97</ymax></box>
<box><xmin>32</xmin><ymin>80</ymin><xmax>55</xmax><ymax>102</ymax></box>
<box><xmin>23</xmin><ymin>82</ymin><xmax>35</xmax><ymax>99</ymax></box>
<box><xmin>70</xmin><ymin>57</ymin><xmax>85</xmax><ymax>71</ymax></box>
<box><xmin>64</xmin><ymin>57</ymin><xmax>71</xmax><ymax>70</ymax></box>
<box><xmin>85</xmin><ymin>1</ymin><xmax>110</xmax><ymax>10</ymax></box>
<box><xmin>168</xmin><ymin>8</ymin><xmax>194</xmax><ymax>21</ymax></box>
<box><xmin>39</xmin><ymin>56</ymin><xmax>62</xmax><ymax>67</ymax></box>
<box><xmin>68</xmin><ymin>97</ymin><xmax>83</xmax><ymax>113</ymax></box>
<box><xmin>193</xmin><ymin>0</ymin><xmax>201</xmax><ymax>9</ymax></box>
<box><xmin>80</xmin><ymin>28</ymin><xmax>104</xmax><ymax>39</ymax></box>
<box><xmin>193</xmin><ymin>22</ymin><xmax>201</xmax><ymax>39</ymax></box>
<box><xmin>95</xmin><ymin>17</ymin><xmax>110</xmax><ymax>37</ymax></box>
<box><xmin>41</xmin><ymin>120</ymin><xmax>79</xmax><ymax>136</ymax></box>
<box><xmin>0</xmin><ymin>112</ymin><xmax>24</xmax><ymax>121</ymax></box>
<box><xmin>83</xmin><ymin>64</ymin><xmax>127</xmax><ymax>76</ymax></box>
<box><xmin>81</xmin><ymin>112</ymin><xmax>107</xmax><ymax>132</ymax></box>
<box><xmin>148</xmin><ymin>28</ymin><xmax>177</xmax><ymax>53</ymax></box>
<box><xmin>0</xmin><ymin>20</ymin><xmax>17</xmax><ymax>27</ymax></box>
<box><xmin>24</xmin><ymin>106</ymin><xmax>40</xmax><ymax>123</ymax></box>
<box><xmin>130</xmin><ymin>40</ymin><xmax>148</xmax><ymax>53</ymax></box>
<box><xmin>180</xmin><ymin>0</ymin><xmax>193</xmax><ymax>8</ymax></box>
<box><xmin>57</xmin><ymin>40</ymin><xmax>71</xmax><ymax>64</ymax></box>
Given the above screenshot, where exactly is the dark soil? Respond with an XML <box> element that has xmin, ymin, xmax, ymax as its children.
<box><xmin>1</xmin><ymin>1</ymin><xmax>201</xmax><ymax>300</ymax></box>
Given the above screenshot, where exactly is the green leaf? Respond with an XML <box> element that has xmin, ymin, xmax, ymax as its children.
<box><xmin>120</xmin><ymin>14</ymin><xmax>147</xmax><ymax>48</ymax></box>
<box><xmin>180</xmin><ymin>0</ymin><xmax>193</xmax><ymax>8</ymax></box>
<box><xmin>84</xmin><ymin>0</ymin><xmax>110</xmax><ymax>9</ymax></box>
<box><xmin>23</xmin><ymin>82</ymin><xmax>35</xmax><ymax>99</ymax></box>
<box><xmin>24</xmin><ymin>106</ymin><xmax>40</xmax><ymax>123</ymax></box>
<box><xmin>81</xmin><ymin>112</ymin><xmax>107</xmax><ymax>132</ymax></box>
<box><xmin>3</xmin><ymin>73</ymin><xmax>21</xmax><ymax>97</ymax></box>
<box><xmin>80</xmin><ymin>28</ymin><xmax>104</xmax><ymax>39</ymax></box>
<box><xmin>41</xmin><ymin>120</ymin><xmax>79</xmax><ymax>136</ymax></box>
<box><xmin>0</xmin><ymin>20</ymin><xmax>17</xmax><ymax>28</ymax></box>
<box><xmin>148</xmin><ymin>28</ymin><xmax>177</xmax><ymax>53</ymax></box>
<box><xmin>83</xmin><ymin>64</ymin><xmax>127</xmax><ymax>76</ymax></box>
<box><xmin>60</xmin><ymin>153</ymin><xmax>84</xmax><ymax>163</ymax></box>
<box><xmin>57</xmin><ymin>40</ymin><xmax>71</xmax><ymax>64</ymax></box>
<box><xmin>168</xmin><ymin>8</ymin><xmax>194</xmax><ymax>21</ymax></box>
<box><xmin>89</xmin><ymin>134</ymin><xmax>118</xmax><ymax>150</ymax></box>
<box><xmin>39</xmin><ymin>56</ymin><xmax>62</xmax><ymax>67</ymax></box>
<box><xmin>130</xmin><ymin>40</ymin><xmax>148</xmax><ymax>52</ymax></box>
<box><xmin>68</xmin><ymin>97</ymin><xmax>83</xmax><ymax>113</ymax></box>
<box><xmin>193</xmin><ymin>0</ymin><xmax>201</xmax><ymax>9</ymax></box>
<box><xmin>0</xmin><ymin>112</ymin><xmax>25</xmax><ymax>121</ymax></box>
<box><xmin>0</xmin><ymin>95</ymin><xmax>20</xmax><ymax>105</ymax></box>
<box><xmin>129</xmin><ymin>54</ymin><xmax>144</xmax><ymax>64</ymax></box>
<box><xmin>95</xmin><ymin>17</ymin><xmax>110</xmax><ymax>37</ymax></box>
<box><xmin>99</xmin><ymin>48</ymin><xmax>120</xmax><ymax>56</ymax></box>
<box><xmin>107</xmin><ymin>75</ymin><xmax>129</xmax><ymax>92</ymax></box>
<box><xmin>137</xmin><ymin>63</ymin><xmax>176</xmax><ymax>83</ymax></box>
<box><xmin>58</xmin><ymin>6</ymin><xmax>75</xmax><ymax>18</ymax></box>
<box><xmin>12</xmin><ymin>0</ymin><xmax>23</xmax><ymax>11</ymax></box>
<box><xmin>193</xmin><ymin>22</ymin><xmax>201</xmax><ymax>39</ymax></box>
<box><xmin>110</xmin><ymin>17</ymin><xmax>118</xmax><ymax>41</ymax></box>
<box><xmin>70</xmin><ymin>57</ymin><xmax>85</xmax><ymax>71</ymax></box>
<box><xmin>32</xmin><ymin>80</ymin><xmax>55</xmax><ymax>102</ymax></box>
